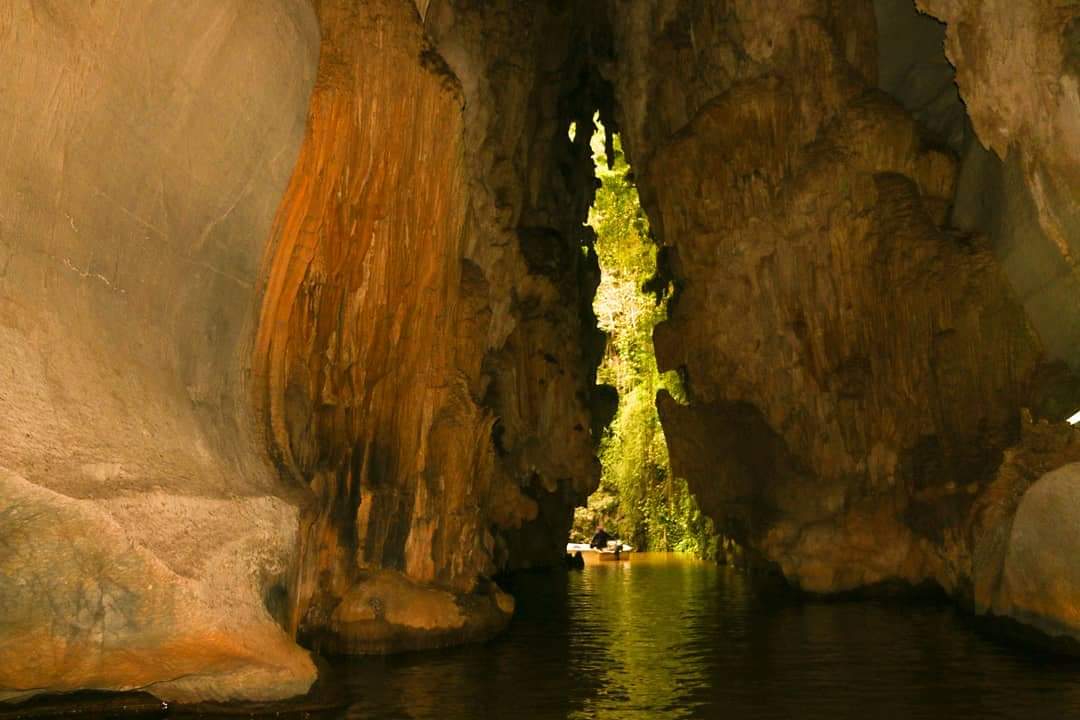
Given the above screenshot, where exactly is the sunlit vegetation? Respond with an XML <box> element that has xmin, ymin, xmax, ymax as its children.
<box><xmin>572</xmin><ymin>118</ymin><xmax>718</xmax><ymax>558</ymax></box>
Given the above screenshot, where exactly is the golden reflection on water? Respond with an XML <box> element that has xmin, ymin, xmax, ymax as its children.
<box><xmin>334</xmin><ymin>552</ymin><xmax>1080</xmax><ymax>720</ymax></box>
<box><xmin>567</xmin><ymin>554</ymin><xmax>733</xmax><ymax>719</ymax></box>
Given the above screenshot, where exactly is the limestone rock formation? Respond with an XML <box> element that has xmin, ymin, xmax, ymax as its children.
<box><xmin>604</xmin><ymin>0</ymin><xmax>1073</xmax><ymax>608</ymax></box>
<box><xmin>1</xmin><ymin>0</ymin><xmax>609</xmax><ymax>701</ymax></box>
<box><xmin>254</xmin><ymin>0</ymin><xmax>605</xmax><ymax>653</ymax></box>
<box><xmin>920</xmin><ymin>0</ymin><xmax>1080</xmax><ymax>371</ymax></box>
<box><xmin>313</xmin><ymin>569</ymin><xmax>514</xmax><ymax>654</ymax></box>
<box><xmin>0</xmin><ymin>470</ymin><xmax>313</xmax><ymax>703</ymax></box>
<box><xmin>994</xmin><ymin>461</ymin><xmax>1080</xmax><ymax>641</ymax></box>
<box><xmin>921</xmin><ymin>416</ymin><xmax>1080</xmax><ymax>644</ymax></box>
<box><xmin>3</xmin><ymin>0</ymin><xmax>1080</xmax><ymax>705</ymax></box>
<box><xmin>0</xmin><ymin>0</ymin><xmax>320</xmax><ymax>702</ymax></box>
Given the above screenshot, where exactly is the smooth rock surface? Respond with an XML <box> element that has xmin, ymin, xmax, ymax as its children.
<box><xmin>0</xmin><ymin>0</ymin><xmax>319</xmax><ymax>702</ymax></box>
<box><xmin>0</xmin><ymin>470</ymin><xmax>314</xmax><ymax>703</ymax></box>
<box><xmin>994</xmin><ymin>462</ymin><xmax>1080</xmax><ymax>641</ymax></box>
<box><xmin>312</xmin><ymin>569</ymin><xmax>512</xmax><ymax>654</ymax></box>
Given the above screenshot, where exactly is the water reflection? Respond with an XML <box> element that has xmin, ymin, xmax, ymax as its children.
<box><xmin>328</xmin><ymin>553</ymin><xmax>1080</xmax><ymax>720</ymax></box>
<box><xmin>567</xmin><ymin>557</ymin><xmax>719</xmax><ymax>719</ymax></box>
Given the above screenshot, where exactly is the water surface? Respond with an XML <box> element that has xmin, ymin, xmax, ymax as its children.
<box><xmin>328</xmin><ymin>553</ymin><xmax>1080</xmax><ymax>719</ymax></box>
<box><xmin>16</xmin><ymin>553</ymin><xmax>1079</xmax><ymax>719</ymax></box>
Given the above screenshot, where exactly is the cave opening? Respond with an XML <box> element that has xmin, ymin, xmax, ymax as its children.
<box><xmin>568</xmin><ymin>115</ymin><xmax>717</xmax><ymax>558</ymax></box>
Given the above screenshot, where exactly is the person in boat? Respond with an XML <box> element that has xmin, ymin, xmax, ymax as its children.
<box><xmin>590</xmin><ymin>525</ymin><xmax>611</xmax><ymax>550</ymax></box>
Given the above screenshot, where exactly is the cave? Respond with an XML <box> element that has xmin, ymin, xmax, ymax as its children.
<box><xmin>569</xmin><ymin>115</ymin><xmax>717</xmax><ymax>558</ymax></box>
<box><xmin>2</xmin><ymin>0</ymin><xmax>1080</xmax><ymax>715</ymax></box>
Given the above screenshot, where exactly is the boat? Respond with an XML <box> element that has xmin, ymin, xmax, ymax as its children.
<box><xmin>566</xmin><ymin>541</ymin><xmax>633</xmax><ymax>561</ymax></box>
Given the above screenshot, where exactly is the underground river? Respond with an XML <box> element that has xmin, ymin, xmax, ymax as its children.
<box><xmin>330</xmin><ymin>554</ymin><xmax>1080</xmax><ymax>719</ymax></box>
<box><xmin>9</xmin><ymin>554</ymin><xmax>1080</xmax><ymax>719</ymax></box>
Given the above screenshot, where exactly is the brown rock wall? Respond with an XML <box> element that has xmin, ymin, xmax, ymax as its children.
<box><xmin>920</xmin><ymin>0</ymin><xmax>1080</xmax><ymax>371</ymax></box>
<box><xmin>607</xmin><ymin>0</ymin><xmax>1044</xmax><ymax>593</ymax></box>
<box><xmin>256</xmin><ymin>0</ymin><xmax>606</xmax><ymax>650</ymax></box>
<box><xmin>255</xmin><ymin>0</ymin><xmax>482</xmax><ymax>602</ymax></box>
<box><xmin>994</xmin><ymin>460</ymin><xmax>1080</xmax><ymax>640</ymax></box>
<box><xmin>5</xmin><ymin>0</ymin><xmax>1078</xmax><ymax>702</ymax></box>
<box><xmin>431</xmin><ymin>0</ymin><xmax>609</xmax><ymax>568</ymax></box>
<box><xmin>1</xmin><ymin>0</ymin><xmax>608</xmax><ymax>698</ymax></box>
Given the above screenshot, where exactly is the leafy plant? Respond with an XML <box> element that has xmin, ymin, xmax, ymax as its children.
<box><xmin>572</xmin><ymin>118</ymin><xmax>718</xmax><ymax>558</ymax></box>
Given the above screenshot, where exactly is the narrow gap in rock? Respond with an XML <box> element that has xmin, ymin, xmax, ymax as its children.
<box><xmin>569</xmin><ymin>115</ymin><xmax>717</xmax><ymax>558</ymax></box>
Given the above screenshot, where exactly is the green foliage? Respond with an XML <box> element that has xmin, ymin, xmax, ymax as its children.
<box><xmin>572</xmin><ymin>118</ymin><xmax>718</xmax><ymax>558</ymax></box>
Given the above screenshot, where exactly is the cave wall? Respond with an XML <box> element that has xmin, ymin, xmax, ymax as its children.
<box><xmin>254</xmin><ymin>0</ymin><xmax>606</xmax><ymax>653</ymax></box>
<box><xmin>3</xmin><ymin>0</ymin><xmax>1079</xmax><ymax>704</ymax></box>
<box><xmin>0</xmin><ymin>0</ymin><xmax>320</xmax><ymax>702</ymax></box>
<box><xmin>603</xmin><ymin>0</ymin><xmax>1067</xmax><ymax>599</ymax></box>
<box><xmin>877</xmin><ymin>0</ymin><xmax>1080</xmax><ymax>389</ymax></box>
<box><xmin>923</xmin><ymin>0</ymin><xmax>1080</xmax><ymax>377</ymax></box>
<box><xmin>605</xmin><ymin>0</ymin><xmax>1080</xmax><ymax>636</ymax></box>
<box><xmin>0</xmin><ymin>0</ymin><xmax>608</xmax><ymax>699</ymax></box>
<box><xmin>874</xmin><ymin>0</ymin><xmax>969</xmax><ymax>153</ymax></box>
<box><xmin>253</xmin><ymin>0</ymin><xmax>496</xmax><ymax>648</ymax></box>
<box><xmin>419</xmin><ymin>0</ymin><xmax>611</xmax><ymax>572</ymax></box>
